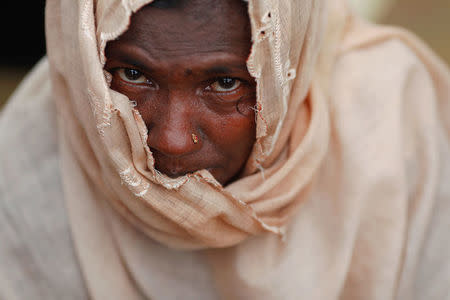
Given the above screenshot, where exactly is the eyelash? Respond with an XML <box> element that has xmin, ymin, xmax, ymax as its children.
<box><xmin>205</xmin><ymin>77</ymin><xmax>243</xmax><ymax>93</ymax></box>
<box><xmin>111</xmin><ymin>67</ymin><xmax>247</xmax><ymax>99</ymax></box>
<box><xmin>115</xmin><ymin>68</ymin><xmax>155</xmax><ymax>88</ymax></box>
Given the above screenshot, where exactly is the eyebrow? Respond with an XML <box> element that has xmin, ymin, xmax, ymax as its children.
<box><xmin>109</xmin><ymin>52</ymin><xmax>152</xmax><ymax>72</ymax></box>
<box><xmin>205</xmin><ymin>66</ymin><xmax>232</xmax><ymax>75</ymax></box>
<box><xmin>204</xmin><ymin>65</ymin><xmax>247</xmax><ymax>75</ymax></box>
<box><xmin>107</xmin><ymin>44</ymin><xmax>249</xmax><ymax>75</ymax></box>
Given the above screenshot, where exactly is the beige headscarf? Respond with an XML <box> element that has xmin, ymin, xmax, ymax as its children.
<box><xmin>46</xmin><ymin>0</ymin><xmax>335</xmax><ymax>251</ymax></box>
<box><xmin>25</xmin><ymin>0</ymin><xmax>450</xmax><ymax>298</ymax></box>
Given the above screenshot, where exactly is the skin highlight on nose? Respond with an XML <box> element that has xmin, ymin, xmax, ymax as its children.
<box><xmin>149</xmin><ymin>109</ymin><xmax>201</xmax><ymax>158</ymax></box>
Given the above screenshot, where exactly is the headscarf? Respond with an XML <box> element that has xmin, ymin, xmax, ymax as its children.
<box><xmin>4</xmin><ymin>0</ymin><xmax>448</xmax><ymax>298</ymax></box>
<box><xmin>46</xmin><ymin>0</ymin><xmax>335</xmax><ymax>250</ymax></box>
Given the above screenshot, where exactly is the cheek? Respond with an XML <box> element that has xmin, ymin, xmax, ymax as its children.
<box><xmin>110</xmin><ymin>83</ymin><xmax>159</xmax><ymax>120</ymax></box>
<box><xmin>206</xmin><ymin>110</ymin><xmax>256</xmax><ymax>184</ymax></box>
<box><xmin>207</xmin><ymin>110</ymin><xmax>256</xmax><ymax>157</ymax></box>
<box><xmin>134</xmin><ymin>97</ymin><xmax>159</xmax><ymax>121</ymax></box>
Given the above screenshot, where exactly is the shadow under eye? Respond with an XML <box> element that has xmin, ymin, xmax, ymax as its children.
<box><xmin>235</xmin><ymin>90</ymin><xmax>257</xmax><ymax>114</ymax></box>
<box><xmin>202</xmin><ymin>88</ymin><xmax>256</xmax><ymax>116</ymax></box>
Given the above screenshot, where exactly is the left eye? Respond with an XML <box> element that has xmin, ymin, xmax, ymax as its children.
<box><xmin>210</xmin><ymin>78</ymin><xmax>241</xmax><ymax>92</ymax></box>
<box><xmin>117</xmin><ymin>68</ymin><xmax>148</xmax><ymax>84</ymax></box>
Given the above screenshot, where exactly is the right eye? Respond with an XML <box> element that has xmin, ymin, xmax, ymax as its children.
<box><xmin>116</xmin><ymin>68</ymin><xmax>151</xmax><ymax>85</ymax></box>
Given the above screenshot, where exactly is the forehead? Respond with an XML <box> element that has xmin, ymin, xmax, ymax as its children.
<box><xmin>115</xmin><ymin>0</ymin><xmax>252</xmax><ymax>59</ymax></box>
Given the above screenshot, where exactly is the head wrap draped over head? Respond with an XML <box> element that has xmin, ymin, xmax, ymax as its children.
<box><xmin>44</xmin><ymin>0</ymin><xmax>450</xmax><ymax>299</ymax></box>
<box><xmin>46</xmin><ymin>0</ymin><xmax>335</xmax><ymax>249</ymax></box>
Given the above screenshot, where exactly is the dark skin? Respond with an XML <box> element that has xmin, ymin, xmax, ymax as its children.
<box><xmin>105</xmin><ymin>0</ymin><xmax>256</xmax><ymax>185</ymax></box>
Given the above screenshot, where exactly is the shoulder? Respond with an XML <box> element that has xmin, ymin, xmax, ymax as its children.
<box><xmin>0</xmin><ymin>58</ymin><xmax>61</xmax><ymax>212</ymax></box>
<box><xmin>0</xmin><ymin>59</ymin><xmax>87</xmax><ymax>299</ymax></box>
<box><xmin>328</xmin><ymin>21</ymin><xmax>439</xmax><ymax>149</ymax></box>
<box><xmin>331</xmin><ymin>22</ymin><xmax>434</xmax><ymax>105</ymax></box>
<box><xmin>329</xmin><ymin>21</ymin><xmax>450</xmax><ymax>298</ymax></box>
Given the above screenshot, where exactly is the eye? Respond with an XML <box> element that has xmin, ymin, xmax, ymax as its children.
<box><xmin>210</xmin><ymin>77</ymin><xmax>241</xmax><ymax>92</ymax></box>
<box><xmin>117</xmin><ymin>68</ymin><xmax>149</xmax><ymax>84</ymax></box>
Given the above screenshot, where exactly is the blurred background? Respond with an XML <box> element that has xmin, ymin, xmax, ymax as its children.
<box><xmin>0</xmin><ymin>1</ymin><xmax>46</xmax><ymax>109</ymax></box>
<box><xmin>0</xmin><ymin>0</ymin><xmax>449</xmax><ymax>110</ymax></box>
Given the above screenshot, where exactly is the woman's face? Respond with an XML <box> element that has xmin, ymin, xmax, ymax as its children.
<box><xmin>105</xmin><ymin>0</ymin><xmax>256</xmax><ymax>185</ymax></box>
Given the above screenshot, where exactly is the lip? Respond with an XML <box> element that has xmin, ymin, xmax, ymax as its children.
<box><xmin>150</xmin><ymin>148</ymin><xmax>219</xmax><ymax>178</ymax></box>
<box><xmin>165</xmin><ymin>167</ymin><xmax>196</xmax><ymax>178</ymax></box>
<box><xmin>157</xmin><ymin>165</ymin><xmax>215</xmax><ymax>178</ymax></box>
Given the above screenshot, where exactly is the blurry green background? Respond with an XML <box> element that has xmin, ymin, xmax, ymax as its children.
<box><xmin>0</xmin><ymin>0</ymin><xmax>449</xmax><ymax>110</ymax></box>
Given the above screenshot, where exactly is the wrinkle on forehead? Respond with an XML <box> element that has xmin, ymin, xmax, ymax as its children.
<box><xmin>114</xmin><ymin>0</ymin><xmax>252</xmax><ymax>59</ymax></box>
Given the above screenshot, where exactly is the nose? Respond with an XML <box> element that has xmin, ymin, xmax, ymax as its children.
<box><xmin>147</xmin><ymin>97</ymin><xmax>200</xmax><ymax>158</ymax></box>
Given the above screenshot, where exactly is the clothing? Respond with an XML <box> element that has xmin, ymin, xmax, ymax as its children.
<box><xmin>1</xmin><ymin>0</ymin><xmax>449</xmax><ymax>299</ymax></box>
